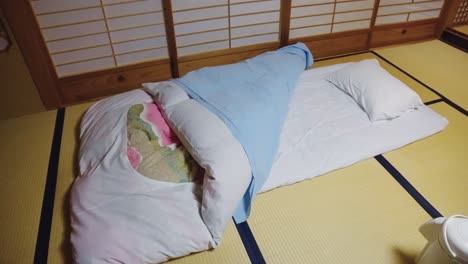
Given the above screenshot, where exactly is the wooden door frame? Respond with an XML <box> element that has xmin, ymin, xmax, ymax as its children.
<box><xmin>0</xmin><ymin>0</ymin><xmax>61</xmax><ymax>109</ymax></box>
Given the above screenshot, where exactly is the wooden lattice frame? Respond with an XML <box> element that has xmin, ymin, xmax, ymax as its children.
<box><xmin>453</xmin><ymin>0</ymin><xmax>468</xmax><ymax>25</ymax></box>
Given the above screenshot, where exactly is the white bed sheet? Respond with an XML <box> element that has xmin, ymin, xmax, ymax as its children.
<box><xmin>261</xmin><ymin>63</ymin><xmax>448</xmax><ymax>192</ymax></box>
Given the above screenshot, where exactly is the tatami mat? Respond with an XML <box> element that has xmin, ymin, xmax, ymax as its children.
<box><xmin>375</xmin><ymin>40</ymin><xmax>468</xmax><ymax>110</ymax></box>
<box><xmin>47</xmin><ymin>103</ymin><xmax>93</xmax><ymax>264</ymax></box>
<box><xmin>0</xmin><ymin>110</ymin><xmax>56</xmax><ymax>263</ymax></box>
<box><xmin>383</xmin><ymin>103</ymin><xmax>468</xmax><ymax>216</ymax></box>
<box><xmin>249</xmin><ymin>159</ymin><xmax>430</xmax><ymax>264</ymax></box>
<box><xmin>168</xmin><ymin>221</ymin><xmax>250</xmax><ymax>264</ymax></box>
<box><xmin>1</xmin><ymin>42</ymin><xmax>463</xmax><ymax>264</ymax></box>
<box><xmin>313</xmin><ymin>52</ymin><xmax>440</xmax><ymax>103</ymax></box>
<box><xmin>453</xmin><ymin>25</ymin><xmax>468</xmax><ymax>35</ymax></box>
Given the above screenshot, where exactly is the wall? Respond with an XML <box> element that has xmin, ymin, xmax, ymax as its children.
<box><xmin>0</xmin><ymin>9</ymin><xmax>44</xmax><ymax>120</ymax></box>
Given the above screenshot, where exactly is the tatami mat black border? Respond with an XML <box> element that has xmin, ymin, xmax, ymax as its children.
<box><xmin>371</xmin><ymin>50</ymin><xmax>468</xmax><ymax>117</ymax></box>
<box><xmin>375</xmin><ymin>155</ymin><xmax>443</xmax><ymax>219</ymax></box>
<box><xmin>440</xmin><ymin>30</ymin><xmax>468</xmax><ymax>53</ymax></box>
<box><xmin>34</xmin><ymin>108</ymin><xmax>65</xmax><ymax>264</ymax></box>
<box><xmin>235</xmin><ymin>221</ymin><xmax>267</xmax><ymax>264</ymax></box>
<box><xmin>425</xmin><ymin>98</ymin><xmax>444</xmax><ymax>105</ymax></box>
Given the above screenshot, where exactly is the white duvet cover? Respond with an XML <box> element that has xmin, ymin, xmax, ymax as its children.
<box><xmin>71</xmin><ymin>62</ymin><xmax>448</xmax><ymax>263</ymax></box>
<box><xmin>71</xmin><ymin>90</ymin><xmax>216</xmax><ymax>263</ymax></box>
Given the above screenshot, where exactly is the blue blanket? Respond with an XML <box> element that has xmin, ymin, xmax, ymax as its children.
<box><xmin>174</xmin><ymin>43</ymin><xmax>313</xmax><ymax>223</ymax></box>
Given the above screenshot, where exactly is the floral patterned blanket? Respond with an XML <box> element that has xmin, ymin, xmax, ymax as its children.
<box><xmin>126</xmin><ymin>102</ymin><xmax>202</xmax><ymax>183</ymax></box>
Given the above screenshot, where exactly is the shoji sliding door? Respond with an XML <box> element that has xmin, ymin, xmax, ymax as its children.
<box><xmin>333</xmin><ymin>0</ymin><xmax>374</xmax><ymax>32</ymax></box>
<box><xmin>172</xmin><ymin>0</ymin><xmax>281</xmax><ymax>57</ymax></box>
<box><xmin>3</xmin><ymin>0</ymin><xmax>452</xmax><ymax>107</ymax></box>
<box><xmin>289</xmin><ymin>0</ymin><xmax>375</xmax><ymax>39</ymax></box>
<box><xmin>376</xmin><ymin>0</ymin><xmax>445</xmax><ymax>25</ymax></box>
<box><xmin>371</xmin><ymin>0</ymin><xmax>446</xmax><ymax>47</ymax></box>
<box><xmin>30</xmin><ymin>0</ymin><xmax>169</xmax><ymax>78</ymax></box>
<box><xmin>229</xmin><ymin>0</ymin><xmax>280</xmax><ymax>47</ymax></box>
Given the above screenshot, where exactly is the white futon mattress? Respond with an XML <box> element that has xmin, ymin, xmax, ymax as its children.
<box><xmin>262</xmin><ymin>62</ymin><xmax>448</xmax><ymax>192</ymax></box>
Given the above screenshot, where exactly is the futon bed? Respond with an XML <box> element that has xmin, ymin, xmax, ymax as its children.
<box><xmin>70</xmin><ymin>44</ymin><xmax>448</xmax><ymax>263</ymax></box>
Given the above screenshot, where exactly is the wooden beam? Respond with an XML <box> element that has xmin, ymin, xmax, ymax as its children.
<box><xmin>178</xmin><ymin>42</ymin><xmax>279</xmax><ymax>62</ymax></box>
<box><xmin>289</xmin><ymin>29</ymin><xmax>370</xmax><ymax>43</ymax></box>
<box><xmin>370</xmin><ymin>21</ymin><xmax>437</xmax><ymax>48</ymax></box>
<box><xmin>0</xmin><ymin>0</ymin><xmax>61</xmax><ymax>109</ymax></box>
<box><xmin>299</xmin><ymin>33</ymin><xmax>369</xmax><ymax>59</ymax></box>
<box><xmin>367</xmin><ymin>0</ymin><xmax>381</xmax><ymax>48</ymax></box>
<box><xmin>59</xmin><ymin>58</ymin><xmax>170</xmax><ymax>82</ymax></box>
<box><xmin>435</xmin><ymin>0</ymin><xmax>462</xmax><ymax>38</ymax></box>
<box><xmin>279</xmin><ymin>0</ymin><xmax>292</xmax><ymax>47</ymax></box>
<box><xmin>162</xmin><ymin>0</ymin><xmax>179</xmax><ymax>78</ymax></box>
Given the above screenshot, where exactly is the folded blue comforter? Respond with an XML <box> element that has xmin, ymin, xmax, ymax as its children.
<box><xmin>174</xmin><ymin>43</ymin><xmax>313</xmax><ymax>223</ymax></box>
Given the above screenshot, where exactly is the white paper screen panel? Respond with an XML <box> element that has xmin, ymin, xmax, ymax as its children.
<box><xmin>289</xmin><ymin>0</ymin><xmax>374</xmax><ymax>38</ymax></box>
<box><xmin>30</xmin><ymin>0</ymin><xmax>169</xmax><ymax>77</ymax></box>
<box><xmin>172</xmin><ymin>0</ymin><xmax>280</xmax><ymax>56</ymax></box>
<box><xmin>376</xmin><ymin>0</ymin><xmax>444</xmax><ymax>25</ymax></box>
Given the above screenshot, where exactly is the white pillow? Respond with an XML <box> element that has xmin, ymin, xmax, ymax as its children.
<box><xmin>142</xmin><ymin>81</ymin><xmax>189</xmax><ymax>108</ymax></box>
<box><xmin>143</xmin><ymin>81</ymin><xmax>252</xmax><ymax>245</ymax></box>
<box><xmin>326</xmin><ymin>59</ymin><xmax>423</xmax><ymax>121</ymax></box>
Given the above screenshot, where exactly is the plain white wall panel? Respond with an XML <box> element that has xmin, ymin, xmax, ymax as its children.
<box><xmin>231</xmin><ymin>33</ymin><xmax>278</xmax><ymax>47</ymax></box>
<box><xmin>36</xmin><ymin>7</ymin><xmax>104</xmax><ymax>28</ymax></box>
<box><xmin>42</xmin><ymin>21</ymin><xmax>107</xmax><ymax>41</ymax></box>
<box><xmin>334</xmin><ymin>10</ymin><xmax>373</xmax><ymax>23</ymax></box>
<box><xmin>104</xmin><ymin>0</ymin><xmax>162</xmax><ymax>18</ymax></box>
<box><xmin>51</xmin><ymin>45</ymin><xmax>113</xmax><ymax>65</ymax></box>
<box><xmin>173</xmin><ymin>6</ymin><xmax>228</xmax><ymax>24</ymax></box>
<box><xmin>409</xmin><ymin>10</ymin><xmax>441</xmax><ymax>21</ymax></box>
<box><xmin>335</xmin><ymin>0</ymin><xmax>375</xmax><ymax>13</ymax></box>
<box><xmin>31</xmin><ymin>0</ymin><xmax>100</xmax><ymax>14</ymax></box>
<box><xmin>332</xmin><ymin>20</ymin><xmax>370</xmax><ymax>32</ymax></box>
<box><xmin>110</xmin><ymin>24</ymin><xmax>166</xmax><ymax>43</ymax></box>
<box><xmin>55</xmin><ymin>57</ymin><xmax>115</xmax><ymax>77</ymax></box>
<box><xmin>291</xmin><ymin>4</ymin><xmax>334</xmax><ymax>17</ymax></box>
<box><xmin>116</xmin><ymin>47</ymin><xmax>168</xmax><ymax>65</ymax></box>
<box><xmin>292</xmin><ymin>0</ymin><xmax>334</xmax><ymax>7</ymax></box>
<box><xmin>230</xmin><ymin>0</ymin><xmax>280</xmax><ymax>16</ymax></box>
<box><xmin>46</xmin><ymin>33</ymin><xmax>111</xmax><ymax>53</ymax></box>
<box><xmin>113</xmin><ymin>36</ymin><xmax>167</xmax><ymax>54</ymax></box>
<box><xmin>375</xmin><ymin>13</ymin><xmax>407</xmax><ymax>25</ymax></box>
<box><xmin>175</xmin><ymin>18</ymin><xmax>229</xmax><ymax>35</ymax></box>
<box><xmin>290</xmin><ymin>25</ymin><xmax>331</xmax><ymax>38</ymax></box>
<box><xmin>176</xmin><ymin>29</ymin><xmax>229</xmax><ymax>47</ymax></box>
<box><xmin>178</xmin><ymin>41</ymin><xmax>229</xmax><ymax>56</ymax></box>
<box><xmin>172</xmin><ymin>0</ymin><xmax>228</xmax><ymax>11</ymax></box>
<box><xmin>106</xmin><ymin>12</ymin><xmax>164</xmax><ymax>31</ymax></box>
<box><xmin>230</xmin><ymin>11</ymin><xmax>280</xmax><ymax>27</ymax></box>
<box><xmin>231</xmin><ymin>23</ymin><xmax>279</xmax><ymax>38</ymax></box>
<box><xmin>290</xmin><ymin>14</ymin><xmax>333</xmax><ymax>28</ymax></box>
